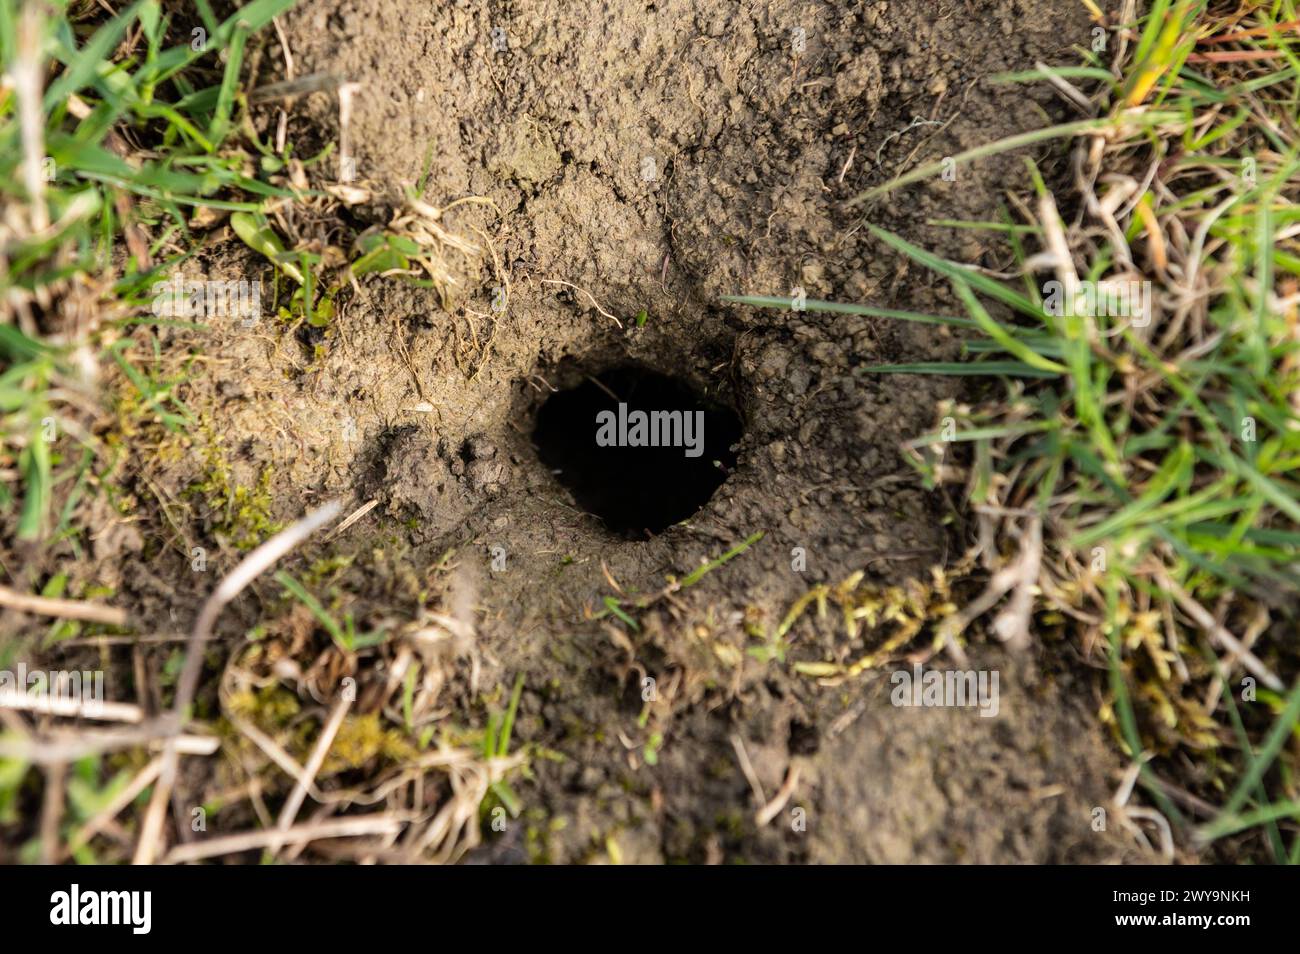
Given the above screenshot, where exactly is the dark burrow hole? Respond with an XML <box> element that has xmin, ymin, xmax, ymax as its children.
<box><xmin>532</xmin><ymin>365</ymin><xmax>742</xmax><ymax>539</ymax></box>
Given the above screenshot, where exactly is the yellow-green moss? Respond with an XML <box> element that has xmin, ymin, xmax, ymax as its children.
<box><xmin>186</xmin><ymin>427</ymin><xmax>281</xmax><ymax>551</ymax></box>
<box><xmin>321</xmin><ymin>714</ymin><xmax>418</xmax><ymax>776</ymax></box>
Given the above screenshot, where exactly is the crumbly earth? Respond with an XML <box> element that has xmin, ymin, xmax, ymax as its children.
<box><xmin>11</xmin><ymin>0</ymin><xmax>1158</xmax><ymax>862</ymax></box>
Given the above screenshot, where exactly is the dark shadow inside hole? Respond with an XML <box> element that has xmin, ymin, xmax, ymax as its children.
<box><xmin>532</xmin><ymin>366</ymin><xmax>742</xmax><ymax>539</ymax></box>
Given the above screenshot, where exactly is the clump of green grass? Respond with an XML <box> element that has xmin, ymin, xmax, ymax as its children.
<box><xmin>274</xmin><ymin>569</ymin><xmax>387</xmax><ymax>652</ymax></box>
<box><xmin>1</xmin><ymin>0</ymin><xmax>300</xmax><ymax>547</ymax></box>
<box><xmin>481</xmin><ymin>673</ymin><xmax>526</xmax><ymax>822</ymax></box>
<box><xmin>732</xmin><ymin>0</ymin><xmax>1300</xmax><ymax>861</ymax></box>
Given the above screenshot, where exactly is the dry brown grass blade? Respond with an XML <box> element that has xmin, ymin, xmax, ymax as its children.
<box><xmin>0</xmin><ymin>688</ymin><xmax>142</xmax><ymax>722</ymax></box>
<box><xmin>271</xmin><ymin>693</ymin><xmax>351</xmax><ymax>853</ymax></box>
<box><xmin>164</xmin><ymin>815</ymin><xmax>407</xmax><ymax>864</ymax></box>
<box><xmin>1157</xmin><ymin>571</ymin><xmax>1284</xmax><ymax>692</ymax></box>
<box><xmin>1197</xmin><ymin>17</ymin><xmax>1300</xmax><ymax>44</ymax></box>
<box><xmin>0</xmin><ymin>721</ymin><xmax>218</xmax><ymax>764</ymax></box>
<box><xmin>13</xmin><ymin>2</ymin><xmax>48</xmax><ymax>233</ymax></box>
<box><xmin>0</xmin><ymin>584</ymin><xmax>128</xmax><ymax>627</ymax></box>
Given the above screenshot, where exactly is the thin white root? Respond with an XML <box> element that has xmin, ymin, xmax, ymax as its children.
<box><xmin>755</xmin><ymin>765</ymin><xmax>802</xmax><ymax>827</ymax></box>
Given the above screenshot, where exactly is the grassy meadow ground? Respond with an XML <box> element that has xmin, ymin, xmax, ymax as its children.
<box><xmin>0</xmin><ymin>0</ymin><xmax>1298</xmax><ymax>864</ymax></box>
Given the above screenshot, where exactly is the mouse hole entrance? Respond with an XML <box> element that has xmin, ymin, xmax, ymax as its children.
<box><xmin>531</xmin><ymin>365</ymin><xmax>742</xmax><ymax>539</ymax></box>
